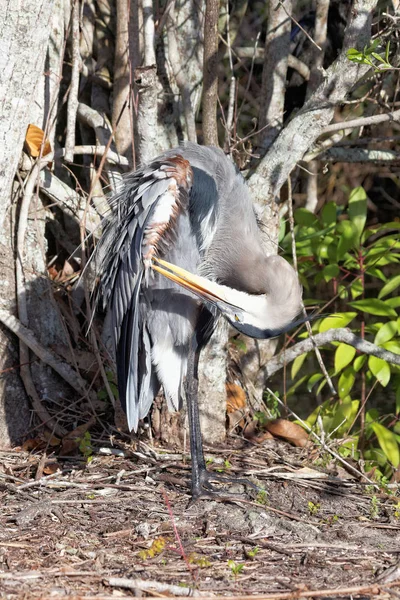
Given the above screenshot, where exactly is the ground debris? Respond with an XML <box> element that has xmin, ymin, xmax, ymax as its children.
<box><xmin>0</xmin><ymin>440</ymin><xmax>399</xmax><ymax>598</ymax></box>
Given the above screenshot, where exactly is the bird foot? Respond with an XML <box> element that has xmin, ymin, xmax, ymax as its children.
<box><xmin>190</xmin><ymin>468</ymin><xmax>259</xmax><ymax>502</ymax></box>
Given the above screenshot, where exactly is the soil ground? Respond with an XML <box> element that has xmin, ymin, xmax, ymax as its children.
<box><xmin>1</xmin><ymin>437</ymin><xmax>400</xmax><ymax>599</ymax></box>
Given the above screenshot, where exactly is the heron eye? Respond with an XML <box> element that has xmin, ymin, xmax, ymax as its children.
<box><xmin>234</xmin><ymin>314</ymin><xmax>240</xmax><ymax>322</ymax></box>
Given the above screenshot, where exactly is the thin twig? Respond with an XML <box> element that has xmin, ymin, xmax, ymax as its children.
<box><xmin>224</xmin><ymin>0</ymin><xmax>236</xmax><ymax>152</ymax></box>
<box><xmin>321</xmin><ymin>107</ymin><xmax>400</xmax><ymax>134</ymax></box>
<box><xmin>259</xmin><ymin>327</ymin><xmax>400</xmax><ymax>382</ymax></box>
<box><xmin>278</xmin><ymin>0</ymin><xmax>322</xmax><ymax>50</ymax></box>
<box><xmin>287</xmin><ymin>177</ymin><xmax>336</xmax><ymax>395</ymax></box>
<box><xmin>106</xmin><ymin>577</ymin><xmax>207</xmax><ymax>596</ymax></box>
<box><xmin>65</xmin><ymin>0</ymin><xmax>81</xmax><ymax>163</ymax></box>
<box><xmin>315</xmin><ymin>147</ymin><xmax>400</xmax><ymax>162</ymax></box>
<box><xmin>266</xmin><ymin>389</ymin><xmax>378</xmax><ymax>487</ymax></box>
<box><xmin>0</xmin><ymin>308</ymin><xmax>91</xmax><ymax>398</ymax></box>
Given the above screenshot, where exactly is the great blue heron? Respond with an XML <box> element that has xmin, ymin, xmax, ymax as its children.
<box><xmin>95</xmin><ymin>143</ymin><xmax>303</xmax><ymax>499</ymax></box>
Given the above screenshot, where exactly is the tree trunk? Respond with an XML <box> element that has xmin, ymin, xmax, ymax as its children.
<box><xmin>0</xmin><ymin>0</ymin><xmax>70</xmax><ymax>447</ymax></box>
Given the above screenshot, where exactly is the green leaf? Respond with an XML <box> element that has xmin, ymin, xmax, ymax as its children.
<box><xmin>319</xmin><ymin>312</ymin><xmax>357</xmax><ymax>333</ymax></box>
<box><xmin>348</xmin><ymin>186</ymin><xmax>367</xmax><ymax>241</ymax></box>
<box><xmin>368</xmin><ymin>356</ymin><xmax>391</xmax><ymax>387</ymax></box>
<box><xmin>349</xmin><ymin>299</ymin><xmax>397</xmax><ymax>318</ymax></box>
<box><xmin>230</xmin><ymin>337</ymin><xmax>247</xmax><ymax>352</ymax></box>
<box><xmin>378</xmin><ymin>274</ymin><xmax>400</xmax><ymax>299</ymax></box>
<box><xmin>350</xmin><ymin>279</ymin><xmax>363</xmax><ymax>299</ymax></box>
<box><xmin>374</xmin><ymin>321</ymin><xmax>398</xmax><ymax>345</ymax></box>
<box><xmin>338</xmin><ymin>368</ymin><xmax>356</xmax><ymax>399</ymax></box>
<box><xmin>335</xmin><ymin>344</ymin><xmax>356</xmax><ymax>374</ymax></box>
<box><xmin>321</xmin><ymin>202</ymin><xmax>337</xmax><ymax>226</ymax></box>
<box><xmin>330</xmin><ymin>397</ymin><xmax>359</xmax><ymax>436</ymax></box>
<box><xmin>294</xmin><ymin>208</ymin><xmax>319</xmax><ymax>226</ymax></box>
<box><xmin>365</xmin><ymin>267</ymin><xmax>387</xmax><ymax>282</ymax></box>
<box><xmin>371</xmin><ymin>423</ymin><xmax>400</xmax><ymax>467</ymax></box>
<box><xmin>307</xmin><ymin>373</ymin><xmax>323</xmax><ymax>392</ymax></box>
<box><xmin>354</xmin><ymin>354</ymin><xmax>367</xmax><ymax>372</ymax></box>
<box><xmin>386</xmin><ymin>297</ymin><xmax>400</xmax><ymax>309</ymax></box>
<box><xmin>337</xmin><ymin>220</ymin><xmax>359</xmax><ymax>259</ymax></box>
<box><xmin>381</xmin><ymin>341</ymin><xmax>400</xmax><ymax>355</ymax></box>
<box><xmin>291</xmin><ymin>353</ymin><xmax>308</xmax><ymax>379</ymax></box>
<box><xmin>322</xmin><ymin>264</ymin><xmax>339</xmax><ymax>282</ymax></box>
<box><xmin>278</xmin><ymin>218</ymin><xmax>286</xmax><ymax>243</ymax></box>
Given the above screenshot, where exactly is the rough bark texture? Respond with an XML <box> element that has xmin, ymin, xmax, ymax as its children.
<box><xmin>112</xmin><ymin>0</ymin><xmax>133</xmax><ymax>164</ymax></box>
<box><xmin>258</xmin><ymin>0</ymin><xmax>292</xmax><ymax>152</ymax></box>
<box><xmin>249</xmin><ymin>0</ymin><xmax>379</xmax><ymax>210</ymax></box>
<box><xmin>0</xmin><ymin>0</ymin><xmax>60</xmax><ymax>446</ymax></box>
<box><xmin>202</xmin><ymin>0</ymin><xmax>220</xmax><ymax>146</ymax></box>
<box><xmin>198</xmin><ymin>321</ymin><xmax>228</xmax><ymax>444</ymax></box>
<box><xmin>0</xmin><ymin>0</ymin><xmax>55</xmax><ymax>228</ymax></box>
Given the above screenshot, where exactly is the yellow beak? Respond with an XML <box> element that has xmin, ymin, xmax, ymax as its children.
<box><xmin>151</xmin><ymin>257</ymin><xmax>230</xmax><ymax>305</ymax></box>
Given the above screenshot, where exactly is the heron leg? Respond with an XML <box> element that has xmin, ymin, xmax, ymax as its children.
<box><xmin>186</xmin><ymin>338</ymin><xmax>258</xmax><ymax>500</ymax></box>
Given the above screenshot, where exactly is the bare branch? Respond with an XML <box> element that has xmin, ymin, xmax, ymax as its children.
<box><xmin>56</xmin><ymin>145</ymin><xmax>129</xmax><ymax>166</ymax></box>
<box><xmin>228</xmin><ymin>46</ymin><xmax>310</xmax><ymax>80</ymax></box>
<box><xmin>259</xmin><ymin>327</ymin><xmax>400</xmax><ymax>383</ymax></box>
<box><xmin>321</xmin><ymin>107</ymin><xmax>400</xmax><ymax>134</ymax></box>
<box><xmin>77</xmin><ymin>103</ymin><xmax>122</xmax><ymax>192</ymax></box>
<box><xmin>0</xmin><ymin>308</ymin><xmax>91</xmax><ymax>399</ymax></box>
<box><xmin>288</xmin><ymin>55</ymin><xmax>311</xmax><ymax>81</ymax></box>
<box><xmin>107</xmin><ymin>577</ymin><xmax>207</xmax><ymax>597</ymax></box>
<box><xmin>224</xmin><ymin>0</ymin><xmax>235</xmax><ymax>151</ymax></box>
<box><xmin>166</xmin><ymin>5</ymin><xmax>197</xmax><ymax>142</ymax></box>
<box><xmin>65</xmin><ymin>0</ymin><xmax>81</xmax><ymax>163</ymax></box>
<box><xmin>248</xmin><ymin>0</ymin><xmax>379</xmax><ymax>208</ymax></box>
<box><xmin>306</xmin><ymin>0</ymin><xmax>330</xmax><ymax>98</ymax></box>
<box><xmin>202</xmin><ymin>0</ymin><xmax>220</xmax><ymax>146</ymax></box>
<box><xmin>143</xmin><ymin>0</ymin><xmax>156</xmax><ymax>65</ymax></box>
<box><xmin>134</xmin><ymin>65</ymin><xmax>160</xmax><ymax>163</ymax></box>
<box><xmin>315</xmin><ymin>147</ymin><xmax>400</xmax><ymax>162</ymax></box>
<box><xmin>112</xmin><ymin>0</ymin><xmax>133</xmax><ymax>164</ymax></box>
<box><xmin>304</xmin><ymin>0</ymin><xmax>330</xmax><ymax>213</ymax></box>
<box><xmin>258</xmin><ymin>0</ymin><xmax>292</xmax><ymax>151</ymax></box>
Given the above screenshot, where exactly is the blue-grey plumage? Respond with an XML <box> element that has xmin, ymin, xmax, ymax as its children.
<box><xmin>95</xmin><ymin>143</ymin><xmax>303</xmax><ymax>434</ymax></box>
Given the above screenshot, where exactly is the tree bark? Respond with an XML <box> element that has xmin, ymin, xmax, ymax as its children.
<box><xmin>0</xmin><ymin>0</ymin><xmax>55</xmax><ymax>227</ymax></box>
<box><xmin>202</xmin><ymin>0</ymin><xmax>220</xmax><ymax>146</ymax></box>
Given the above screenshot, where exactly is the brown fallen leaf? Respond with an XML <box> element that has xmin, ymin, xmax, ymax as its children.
<box><xmin>226</xmin><ymin>382</ymin><xmax>246</xmax><ymax>412</ymax></box>
<box><xmin>265</xmin><ymin>418</ymin><xmax>310</xmax><ymax>448</ymax></box>
<box><xmin>226</xmin><ymin>382</ymin><xmax>247</xmax><ymax>429</ymax></box>
<box><xmin>24</xmin><ymin>124</ymin><xmax>52</xmax><ymax>158</ymax></box>
<box><xmin>43</xmin><ymin>463</ymin><xmax>62</xmax><ymax>475</ymax></box>
<box><xmin>60</xmin><ymin>416</ymin><xmax>96</xmax><ymax>455</ymax></box>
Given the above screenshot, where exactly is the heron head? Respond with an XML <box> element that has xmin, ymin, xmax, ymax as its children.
<box><xmin>151</xmin><ymin>256</ymin><xmax>303</xmax><ymax>340</ymax></box>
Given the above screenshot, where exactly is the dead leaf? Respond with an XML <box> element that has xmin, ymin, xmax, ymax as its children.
<box><xmin>60</xmin><ymin>416</ymin><xmax>96</xmax><ymax>455</ymax></box>
<box><xmin>265</xmin><ymin>418</ymin><xmax>310</xmax><ymax>448</ymax></box>
<box><xmin>251</xmin><ymin>431</ymin><xmax>275</xmax><ymax>444</ymax></box>
<box><xmin>21</xmin><ymin>438</ymin><xmax>45</xmax><ymax>451</ymax></box>
<box><xmin>24</xmin><ymin>124</ymin><xmax>52</xmax><ymax>158</ymax></box>
<box><xmin>226</xmin><ymin>382</ymin><xmax>246</xmax><ymax>412</ymax></box>
<box><xmin>43</xmin><ymin>463</ymin><xmax>62</xmax><ymax>475</ymax></box>
<box><xmin>226</xmin><ymin>383</ymin><xmax>247</xmax><ymax>429</ymax></box>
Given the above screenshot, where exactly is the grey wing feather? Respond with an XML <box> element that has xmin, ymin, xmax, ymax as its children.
<box><xmin>94</xmin><ymin>157</ymin><xmax>192</xmax><ymax>431</ymax></box>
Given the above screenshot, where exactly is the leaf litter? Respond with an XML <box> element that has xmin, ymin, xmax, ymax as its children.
<box><xmin>0</xmin><ymin>437</ymin><xmax>399</xmax><ymax>598</ymax></box>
